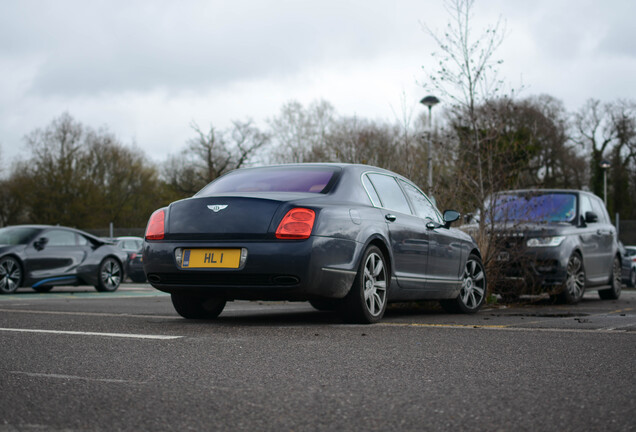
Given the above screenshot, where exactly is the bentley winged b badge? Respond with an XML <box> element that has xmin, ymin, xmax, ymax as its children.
<box><xmin>207</xmin><ymin>204</ymin><xmax>228</xmax><ymax>213</ymax></box>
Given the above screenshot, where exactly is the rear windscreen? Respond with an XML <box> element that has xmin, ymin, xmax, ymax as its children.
<box><xmin>196</xmin><ymin>167</ymin><xmax>340</xmax><ymax>196</ymax></box>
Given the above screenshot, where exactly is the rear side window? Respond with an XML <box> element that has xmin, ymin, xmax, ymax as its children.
<box><xmin>196</xmin><ymin>167</ymin><xmax>340</xmax><ymax>196</ymax></box>
<box><xmin>366</xmin><ymin>173</ymin><xmax>411</xmax><ymax>215</ymax></box>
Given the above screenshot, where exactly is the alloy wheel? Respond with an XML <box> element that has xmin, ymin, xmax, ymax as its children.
<box><xmin>362</xmin><ymin>252</ymin><xmax>387</xmax><ymax>317</ymax></box>
<box><xmin>612</xmin><ymin>257</ymin><xmax>621</xmax><ymax>288</ymax></box>
<box><xmin>0</xmin><ymin>257</ymin><xmax>21</xmax><ymax>294</ymax></box>
<box><xmin>100</xmin><ymin>259</ymin><xmax>121</xmax><ymax>291</ymax></box>
<box><xmin>565</xmin><ymin>254</ymin><xmax>585</xmax><ymax>300</ymax></box>
<box><xmin>460</xmin><ymin>258</ymin><xmax>486</xmax><ymax>309</ymax></box>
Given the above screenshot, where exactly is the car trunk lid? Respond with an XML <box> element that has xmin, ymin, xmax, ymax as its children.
<box><xmin>166</xmin><ymin>194</ymin><xmax>313</xmax><ymax>240</ymax></box>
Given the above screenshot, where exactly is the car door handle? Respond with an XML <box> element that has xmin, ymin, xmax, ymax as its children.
<box><xmin>385</xmin><ymin>214</ymin><xmax>397</xmax><ymax>222</ymax></box>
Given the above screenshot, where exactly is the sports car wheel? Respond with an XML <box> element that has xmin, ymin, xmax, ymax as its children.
<box><xmin>630</xmin><ymin>269</ymin><xmax>636</xmax><ymax>288</ymax></box>
<box><xmin>171</xmin><ymin>293</ymin><xmax>226</xmax><ymax>319</ymax></box>
<box><xmin>95</xmin><ymin>257</ymin><xmax>122</xmax><ymax>292</ymax></box>
<box><xmin>0</xmin><ymin>256</ymin><xmax>22</xmax><ymax>294</ymax></box>
<box><xmin>599</xmin><ymin>256</ymin><xmax>622</xmax><ymax>300</ymax></box>
<box><xmin>340</xmin><ymin>245</ymin><xmax>388</xmax><ymax>324</ymax></box>
<box><xmin>440</xmin><ymin>253</ymin><xmax>486</xmax><ymax>313</ymax></box>
<box><xmin>558</xmin><ymin>252</ymin><xmax>585</xmax><ymax>304</ymax></box>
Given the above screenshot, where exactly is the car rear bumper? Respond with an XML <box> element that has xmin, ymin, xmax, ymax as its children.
<box><xmin>143</xmin><ymin>236</ymin><xmax>360</xmax><ymax>300</ymax></box>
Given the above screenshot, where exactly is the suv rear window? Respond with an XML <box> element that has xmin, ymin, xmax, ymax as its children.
<box><xmin>196</xmin><ymin>167</ymin><xmax>340</xmax><ymax>196</ymax></box>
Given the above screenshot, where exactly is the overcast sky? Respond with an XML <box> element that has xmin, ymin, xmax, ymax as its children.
<box><xmin>1</xmin><ymin>0</ymin><xmax>635</xmax><ymax>167</ymax></box>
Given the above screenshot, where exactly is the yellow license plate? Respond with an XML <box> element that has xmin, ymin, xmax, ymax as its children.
<box><xmin>182</xmin><ymin>249</ymin><xmax>241</xmax><ymax>269</ymax></box>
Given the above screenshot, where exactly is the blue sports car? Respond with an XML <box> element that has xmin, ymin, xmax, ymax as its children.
<box><xmin>143</xmin><ymin>164</ymin><xmax>486</xmax><ymax>323</ymax></box>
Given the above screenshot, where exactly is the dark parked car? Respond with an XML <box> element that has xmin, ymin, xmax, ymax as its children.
<box><xmin>619</xmin><ymin>243</ymin><xmax>636</xmax><ymax>287</ymax></box>
<box><xmin>487</xmin><ymin>189</ymin><xmax>622</xmax><ymax>303</ymax></box>
<box><xmin>116</xmin><ymin>236</ymin><xmax>146</xmax><ymax>283</ymax></box>
<box><xmin>0</xmin><ymin>225</ymin><xmax>128</xmax><ymax>294</ymax></box>
<box><xmin>143</xmin><ymin>163</ymin><xmax>486</xmax><ymax>323</ymax></box>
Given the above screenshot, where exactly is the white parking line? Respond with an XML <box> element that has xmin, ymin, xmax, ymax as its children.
<box><xmin>0</xmin><ymin>328</ymin><xmax>182</xmax><ymax>340</ymax></box>
<box><xmin>0</xmin><ymin>308</ymin><xmax>179</xmax><ymax>319</ymax></box>
<box><xmin>10</xmin><ymin>371</ymin><xmax>148</xmax><ymax>384</ymax></box>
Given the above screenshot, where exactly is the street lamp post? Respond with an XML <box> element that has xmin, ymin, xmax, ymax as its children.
<box><xmin>420</xmin><ymin>95</ymin><xmax>440</xmax><ymax>196</ymax></box>
<box><xmin>600</xmin><ymin>160</ymin><xmax>611</xmax><ymax>206</ymax></box>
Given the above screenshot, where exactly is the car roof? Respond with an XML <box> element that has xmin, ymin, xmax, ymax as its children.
<box><xmin>3</xmin><ymin>224</ymin><xmax>105</xmax><ymax>244</ymax></box>
<box><xmin>494</xmin><ymin>189</ymin><xmax>605</xmax><ymax>200</ymax></box>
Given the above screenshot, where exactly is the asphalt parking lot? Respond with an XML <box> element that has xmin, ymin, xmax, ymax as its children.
<box><xmin>1</xmin><ymin>284</ymin><xmax>635</xmax><ymax>431</ymax></box>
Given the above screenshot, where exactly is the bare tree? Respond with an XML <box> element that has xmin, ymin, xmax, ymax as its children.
<box><xmin>9</xmin><ymin>113</ymin><xmax>163</xmax><ymax>228</ymax></box>
<box><xmin>268</xmin><ymin>100</ymin><xmax>336</xmax><ymax>163</ymax></box>
<box><xmin>422</xmin><ymin>0</ymin><xmax>507</xmax><ymax>202</ymax></box>
<box><xmin>572</xmin><ymin>99</ymin><xmax>636</xmax><ymax>216</ymax></box>
<box><xmin>163</xmin><ymin>120</ymin><xmax>270</xmax><ymax>197</ymax></box>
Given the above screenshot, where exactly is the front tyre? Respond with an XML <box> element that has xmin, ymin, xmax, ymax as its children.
<box><xmin>171</xmin><ymin>293</ymin><xmax>226</xmax><ymax>319</ymax></box>
<box><xmin>558</xmin><ymin>252</ymin><xmax>585</xmax><ymax>304</ymax></box>
<box><xmin>440</xmin><ymin>253</ymin><xmax>486</xmax><ymax>313</ymax></box>
<box><xmin>0</xmin><ymin>256</ymin><xmax>22</xmax><ymax>294</ymax></box>
<box><xmin>598</xmin><ymin>256</ymin><xmax>622</xmax><ymax>300</ymax></box>
<box><xmin>339</xmin><ymin>245</ymin><xmax>388</xmax><ymax>324</ymax></box>
<box><xmin>95</xmin><ymin>257</ymin><xmax>122</xmax><ymax>292</ymax></box>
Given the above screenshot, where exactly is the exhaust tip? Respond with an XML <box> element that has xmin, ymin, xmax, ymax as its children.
<box><xmin>147</xmin><ymin>274</ymin><xmax>161</xmax><ymax>284</ymax></box>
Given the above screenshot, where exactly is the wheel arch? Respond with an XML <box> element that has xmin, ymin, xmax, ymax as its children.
<box><xmin>363</xmin><ymin>235</ymin><xmax>392</xmax><ymax>284</ymax></box>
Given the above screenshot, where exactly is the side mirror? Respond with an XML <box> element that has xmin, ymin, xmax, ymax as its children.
<box><xmin>443</xmin><ymin>210</ymin><xmax>461</xmax><ymax>228</ymax></box>
<box><xmin>34</xmin><ymin>237</ymin><xmax>49</xmax><ymax>251</ymax></box>
<box><xmin>585</xmin><ymin>211</ymin><xmax>598</xmax><ymax>223</ymax></box>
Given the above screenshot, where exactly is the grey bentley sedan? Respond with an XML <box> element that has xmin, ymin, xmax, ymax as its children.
<box><xmin>143</xmin><ymin>164</ymin><xmax>486</xmax><ymax>323</ymax></box>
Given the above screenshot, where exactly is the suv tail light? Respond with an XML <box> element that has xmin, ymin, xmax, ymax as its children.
<box><xmin>145</xmin><ymin>209</ymin><xmax>166</xmax><ymax>240</ymax></box>
<box><xmin>276</xmin><ymin>208</ymin><xmax>315</xmax><ymax>239</ymax></box>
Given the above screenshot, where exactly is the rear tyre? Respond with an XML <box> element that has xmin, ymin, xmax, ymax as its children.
<box><xmin>440</xmin><ymin>253</ymin><xmax>486</xmax><ymax>314</ymax></box>
<box><xmin>95</xmin><ymin>257</ymin><xmax>122</xmax><ymax>292</ymax></box>
<box><xmin>629</xmin><ymin>268</ymin><xmax>636</xmax><ymax>288</ymax></box>
<box><xmin>171</xmin><ymin>293</ymin><xmax>226</xmax><ymax>319</ymax></box>
<box><xmin>339</xmin><ymin>245</ymin><xmax>388</xmax><ymax>324</ymax></box>
<box><xmin>599</xmin><ymin>256</ymin><xmax>622</xmax><ymax>300</ymax></box>
<box><xmin>0</xmin><ymin>256</ymin><xmax>22</xmax><ymax>294</ymax></box>
<box><xmin>558</xmin><ymin>252</ymin><xmax>585</xmax><ymax>304</ymax></box>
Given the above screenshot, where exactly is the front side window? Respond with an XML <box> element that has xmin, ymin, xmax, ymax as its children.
<box><xmin>366</xmin><ymin>174</ymin><xmax>411</xmax><ymax>215</ymax></box>
<box><xmin>590</xmin><ymin>197</ymin><xmax>610</xmax><ymax>224</ymax></box>
<box><xmin>399</xmin><ymin>180</ymin><xmax>441</xmax><ymax>222</ymax></box>
<box><xmin>489</xmin><ymin>192</ymin><xmax>577</xmax><ymax>223</ymax></box>
<box><xmin>579</xmin><ymin>195</ymin><xmax>593</xmax><ymax>222</ymax></box>
<box><xmin>45</xmin><ymin>230</ymin><xmax>77</xmax><ymax>246</ymax></box>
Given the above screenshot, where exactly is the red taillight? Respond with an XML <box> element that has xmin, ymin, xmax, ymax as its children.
<box><xmin>276</xmin><ymin>208</ymin><xmax>316</xmax><ymax>239</ymax></box>
<box><xmin>130</xmin><ymin>253</ymin><xmax>138</xmax><ymax>260</ymax></box>
<box><xmin>145</xmin><ymin>209</ymin><xmax>165</xmax><ymax>240</ymax></box>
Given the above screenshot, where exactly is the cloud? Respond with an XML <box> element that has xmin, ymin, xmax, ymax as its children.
<box><xmin>2</xmin><ymin>0</ymin><xmax>406</xmax><ymax>97</ymax></box>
